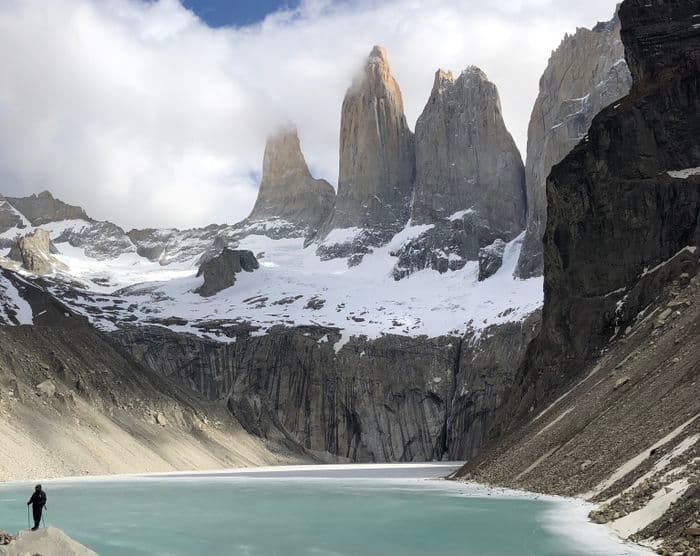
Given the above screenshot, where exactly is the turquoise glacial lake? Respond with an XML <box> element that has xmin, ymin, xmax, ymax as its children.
<box><xmin>0</xmin><ymin>464</ymin><xmax>652</xmax><ymax>556</ymax></box>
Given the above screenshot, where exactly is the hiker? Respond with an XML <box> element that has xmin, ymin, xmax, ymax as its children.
<box><xmin>26</xmin><ymin>484</ymin><xmax>46</xmax><ymax>531</ymax></box>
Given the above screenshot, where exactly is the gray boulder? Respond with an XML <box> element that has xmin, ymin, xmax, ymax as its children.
<box><xmin>195</xmin><ymin>248</ymin><xmax>259</xmax><ymax>297</ymax></box>
<box><xmin>0</xmin><ymin>527</ymin><xmax>96</xmax><ymax>556</ymax></box>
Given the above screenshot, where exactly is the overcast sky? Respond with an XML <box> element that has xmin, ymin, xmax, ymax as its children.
<box><xmin>0</xmin><ymin>0</ymin><xmax>621</xmax><ymax>229</ymax></box>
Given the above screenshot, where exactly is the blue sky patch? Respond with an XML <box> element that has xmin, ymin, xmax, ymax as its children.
<box><xmin>183</xmin><ymin>0</ymin><xmax>301</xmax><ymax>27</ymax></box>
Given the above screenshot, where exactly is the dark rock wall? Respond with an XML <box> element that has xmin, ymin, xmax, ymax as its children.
<box><xmin>470</xmin><ymin>0</ymin><xmax>700</xmax><ymax>449</ymax></box>
<box><xmin>114</xmin><ymin>316</ymin><xmax>540</xmax><ymax>462</ymax></box>
<box><xmin>516</xmin><ymin>10</ymin><xmax>632</xmax><ymax>278</ymax></box>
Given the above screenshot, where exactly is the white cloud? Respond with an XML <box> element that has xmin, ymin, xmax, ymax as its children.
<box><xmin>0</xmin><ymin>0</ymin><xmax>620</xmax><ymax>229</ymax></box>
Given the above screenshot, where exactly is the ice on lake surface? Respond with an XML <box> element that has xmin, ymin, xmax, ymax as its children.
<box><xmin>0</xmin><ymin>464</ymin><xmax>653</xmax><ymax>556</ymax></box>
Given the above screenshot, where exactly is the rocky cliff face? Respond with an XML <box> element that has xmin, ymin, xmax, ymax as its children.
<box><xmin>7</xmin><ymin>229</ymin><xmax>66</xmax><ymax>275</ymax></box>
<box><xmin>515</xmin><ymin>9</ymin><xmax>632</xmax><ymax>278</ymax></box>
<box><xmin>391</xmin><ymin>67</ymin><xmax>526</xmax><ymax>279</ymax></box>
<box><xmin>412</xmin><ymin>67</ymin><xmax>525</xmax><ymax>229</ymax></box>
<box><xmin>457</xmin><ymin>0</ymin><xmax>699</xmax><ymax>549</ymax></box>
<box><xmin>526</xmin><ymin>0</ymin><xmax>700</xmax><ymax>394</ymax></box>
<box><xmin>318</xmin><ymin>46</ymin><xmax>415</xmax><ymax>258</ymax></box>
<box><xmin>5</xmin><ymin>191</ymin><xmax>90</xmax><ymax>225</ymax></box>
<box><xmin>113</xmin><ymin>315</ymin><xmax>539</xmax><ymax>463</ymax></box>
<box><xmin>0</xmin><ymin>199</ymin><xmax>28</xmax><ymax>235</ymax></box>
<box><xmin>247</xmin><ymin>127</ymin><xmax>335</xmax><ymax>237</ymax></box>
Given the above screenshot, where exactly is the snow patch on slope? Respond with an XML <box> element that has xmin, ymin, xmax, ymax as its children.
<box><xmin>0</xmin><ymin>274</ymin><xmax>33</xmax><ymax>324</ymax></box>
<box><xmin>0</xmin><ymin>215</ymin><xmax>543</xmax><ymax>341</ymax></box>
<box><xmin>667</xmin><ymin>167</ymin><xmax>700</xmax><ymax>179</ymax></box>
<box><xmin>48</xmin><ymin>226</ymin><xmax>542</xmax><ymax>341</ymax></box>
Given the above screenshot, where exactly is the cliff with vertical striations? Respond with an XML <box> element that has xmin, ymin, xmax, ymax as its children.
<box><xmin>317</xmin><ymin>46</ymin><xmax>415</xmax><ymax>262</ymax></box>
<box><xmin>457</xmin><ymin>1</ymin><xmax>700</xmax><ymax>552</ymax></box>
<box><xmin>391</xmin><ymin>66</ymin><xmax>526</xmax><ymax>280</ymax></box>
<box><xmin>515</xmin><ymin>9</ymin><xmax>632</xmax><ymax>278</ymax></box>
<box><xmin>247</xmin><ymin>126</ymin><xmax>335</xmax><ymax>237</ymax></box>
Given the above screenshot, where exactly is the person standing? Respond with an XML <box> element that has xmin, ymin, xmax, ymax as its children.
<box><xmin>27</xmin><ymin>484</ymin><xmax>46</xmax><ymax>531</ymax></box>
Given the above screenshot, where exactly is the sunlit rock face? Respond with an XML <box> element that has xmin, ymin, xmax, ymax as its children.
<box><xmin>248</xmin><ymin>126</ymin><xmax>335</xmax><ymax>237</ymax></box>
<box><xmin>318</xmin><ymin>46</ymin><xmax>415</xmax><ymax>256</ymax></box>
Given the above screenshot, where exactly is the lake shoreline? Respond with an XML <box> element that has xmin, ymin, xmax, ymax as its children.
<box><xmin>0</xmin><ymin>462</ymin><xmax>654</xmax><ymax>555</ymax></box>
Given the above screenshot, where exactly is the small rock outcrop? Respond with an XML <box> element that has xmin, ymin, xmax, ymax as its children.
<box><xmin>247</xmin><ymin>126</ymin><xmax>335</xmax><ymax>236</ymax></box>
<box><xmin>412</xmin><ymin>67</ymin><xmax>526</xmax><ymax>230</ymax></box>
<box><xmin>0</xmin><ymin>527</ymin><xmax>96</xmax><ymax>556</ymax></box>
<box><xmin>478</xmin><ymin>239</ymin><xmax>507</xmax><ymax>281</ymax></box>
<box><xmin>515</xmin><ymin>8</ymin><xmax>632</xmax><ymax>278</ymax></box>
<box><xmin>6</xmin><ymin>191</ymin><xmax>90</xmax><ymax>226</ymax></box>
<box><xmin>195</xmin><ymin>248</ymin><xmax>259</xmax><ymax>297</ymax></box>
<box><xmin>319</xmin><ymin>46</ymin><xmax>415</xmax><ymax>254</ymax></box>
<box><xmin>8</xmin><ymin>229</ymin><xmax>66</xmax><ymax>275</ymax></box>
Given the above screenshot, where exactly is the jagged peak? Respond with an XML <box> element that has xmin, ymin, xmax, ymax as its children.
<box><xmin>261</xmin><ymin>123</ymin><xmax>312</xmax><ymax>186</ymax></box>
<box><xmin>248</xmin><ymin>122</ymin><xmax>334</xmax><ymax>229</ymax></box>
<box><xmin>432</xmin><ymin>69</ymin><xmax>455</xmax><ymax>89</ymax></box>
<box><xmin>459</xmin><ymin>65</ymin><xmax>488</xmax><ymax>81</ymax></box>
<box><xmin>346</xmin><ymin>45</ymin><xmax>395</xmax><ymax>97</ymax></box>
<box><xmin>430</xmin><ymin>66</ymin><xmax>491</xmax><ymax>94</ymax></box>
<box><xmin>368</xmin><ymin>45</ymin><xmax>389</xmax><ymax>66</ymax></box>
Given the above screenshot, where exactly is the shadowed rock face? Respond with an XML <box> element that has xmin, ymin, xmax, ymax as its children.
<box><xmin>466</xmin><ymin>0</ymin><xmax>700</xmax><ymax>458</ymax></box>
<box><xmin>320</xmin><ymin>46</ymin><xmax>415</xmax><ymax>245</ymax></box>
<box><xmin>113</xmin><ymin>314</ymin><xmax>540</xmax><ymax>463</ymax></box>
<box><xmin>195</xmin><ymin>248</ymin><xmax>259</xmax><ymax>297</ymax></box>
<box><xmin>412</xmin><ymin>67</ymin><xmax>526</xmax><ymax>231</ymax></box>
<box><xmin>248</xmin><ymin>127</ymin><xmax>335</xmax><ymax>236</ymax></box>
<box><xmin>5</xmin><ymin>191</ymin><xmax>90</xmax><ymax>226</ymax></box>
<box><xmin>515</xmin><ymin>9</ymin><xmax>632</xmax><ymax>278</ymax></box>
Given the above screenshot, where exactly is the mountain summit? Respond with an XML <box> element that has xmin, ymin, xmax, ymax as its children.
<box><xmin>320</xmin><ymin>45</ymin><xmax>415</xmax><ymax>244</ymax></box>
<box><xmin>247</xmin><ymin>126</ymin><xmax>335</xmax><ymax>236</ymax></box>
<box><xmin>412</xmin><ymin>66</ymin><xmax>525</xmax><ymax>231</ymax></box>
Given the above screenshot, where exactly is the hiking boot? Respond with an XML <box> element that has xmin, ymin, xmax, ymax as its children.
<box><xmin>31</xmin><ymin>526</ymin><xmax>38</xmax><ymax>531</ymax></box>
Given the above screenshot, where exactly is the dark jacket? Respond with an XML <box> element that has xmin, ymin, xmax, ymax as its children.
<box><xmin>27</xmin><ymin>490</ymin><xmax>46</xmax><ymax>508</ymax></box>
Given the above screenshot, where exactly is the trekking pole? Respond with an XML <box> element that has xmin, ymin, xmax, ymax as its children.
<box><xmin>26</xmin><ymin>506</ymin><xmax>29</xmax><ymax>529</ymax></box>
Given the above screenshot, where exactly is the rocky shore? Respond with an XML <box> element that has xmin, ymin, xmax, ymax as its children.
<box><xmin>0</xmin><ymin>527</ymin><xmax>95</xmax><ymax>556</ymax></box>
